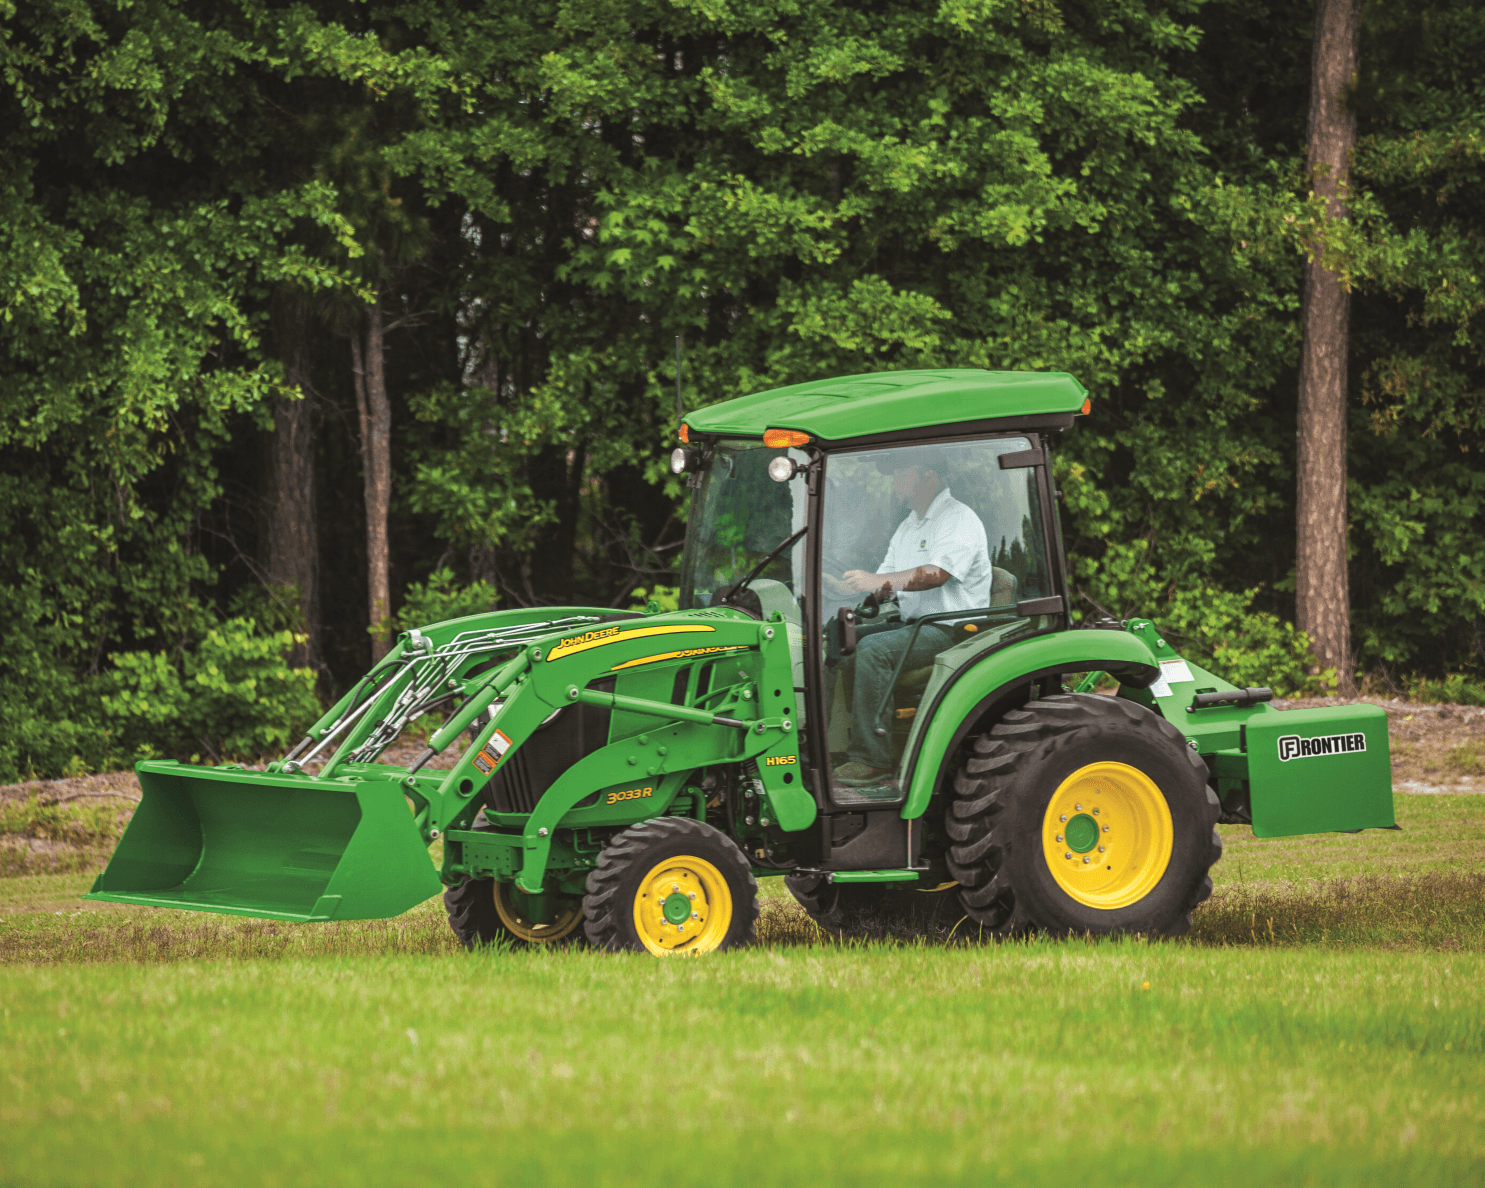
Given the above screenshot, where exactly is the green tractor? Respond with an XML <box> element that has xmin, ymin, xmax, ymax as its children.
<box><xmin>87</xmin><ymin>370</ymin><xmax>1395</xmax><ymax>952</ymax></box>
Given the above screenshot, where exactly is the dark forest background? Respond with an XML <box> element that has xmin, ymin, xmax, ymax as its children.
<box><xmin>2</xmin><ymin>0</ymin><xmax>1482</xmax><ymax>779</ymax></box>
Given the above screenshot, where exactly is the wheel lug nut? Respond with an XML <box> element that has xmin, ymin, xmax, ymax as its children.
<box><xmin>691</xmin><ymin>912</ymin><xmax>699</xmax><ymax>920</ymax></box>
<box><xmin>1075</xmin><ymin>804</ymin><xmax>1082</xmax><ymax>811</ymax></box>
<box><xmin>1082</xmin><ymin>856</ymin><xmax>1091</xmax><ymax>864</ymax></box>
<box><xmin>1103</xmin><ymin>825</ymin><xmax>1110</xmax><ymax>832</ymax></box>
<box><xmin>1098</xmin><ymin>845</ymin><xmax>1106</xmax><ymax>852</ymax></box>
<box><xmin>1092</xmin><ymin>808</ymin><xmax>1100</xmax><ymax>815</ymax></box>
<box><xmin>1060</xmin><ymin>814</ymin><xmax>1068</xmax><ymax>822</ymax></box>
<box><xmin>1064</xmin><ymin>852</ymin><xmax>1072</xmax><ymax>860</ymax></box>
<box><xmin>1055</xmin><ymin>834</ymin><xmax>1063</xmax><ymax>843</ymax></box>
<box><xmin>689</xmin><ymin>893</ymin><xmax>696</xmax><ymax>900</ymax></box>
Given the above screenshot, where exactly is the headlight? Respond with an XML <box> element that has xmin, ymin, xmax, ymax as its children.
<box><xmin>767</xmin><ymin>455</ymin><xmax>798</xmax><ymax>483</ymax></box>
<box><xmin>670</xmin><ymin>447</ymin><xmax>694</xmax><ymax>475</ymax></box>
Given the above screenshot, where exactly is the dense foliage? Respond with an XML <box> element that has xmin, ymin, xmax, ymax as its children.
<box><xmin>1</xmin><ymin>0</ymin><xmax>1480</xmax><ymax>779</ymax></box>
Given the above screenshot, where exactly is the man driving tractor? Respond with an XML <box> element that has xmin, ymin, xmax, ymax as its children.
<box><xmin>825</xmin><ymin>448</ymin><xmax>992</xmax><ymax>789</ymax></box>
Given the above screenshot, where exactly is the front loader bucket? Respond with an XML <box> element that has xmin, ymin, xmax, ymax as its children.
<box><xmin>85</xmin><ymin>761</ymin><xmax>442</xmax><ymax>922</ymax></box>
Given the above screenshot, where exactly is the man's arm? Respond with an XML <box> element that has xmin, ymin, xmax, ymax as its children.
<box><xmin>839</xmin><ymin>565</ymin><xmax>951</xmax><ymax>598</ymax></box>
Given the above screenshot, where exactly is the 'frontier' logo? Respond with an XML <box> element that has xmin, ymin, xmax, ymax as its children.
<box><xmin>1277</xmin><ymin>732</ymin><xmax>1366</xmax><ymax>762</ymax></box>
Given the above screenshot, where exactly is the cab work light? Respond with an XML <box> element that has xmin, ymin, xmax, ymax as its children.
<box><xmin>767</xmin><ymin>455</ymin><xmax>799</xmax><ymax>483</ymax></box>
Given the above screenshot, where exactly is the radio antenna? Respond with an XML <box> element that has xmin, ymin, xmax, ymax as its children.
<box><xmin>675</xmin><ymin>333</ymin><xmax>684</xmax><ymax>434</ymax></box>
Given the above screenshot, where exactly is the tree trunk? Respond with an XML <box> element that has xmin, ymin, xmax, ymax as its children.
<box><xmin>264</xmin><ymin>287</ymin><xmax>319</xmax><ymax>669</ymax></box>
<box><xmin>1296</xmin><ymin>0</ymin><xmax>1360</xmax><ymax>692</ymax></box>
<box><xmin>525</xmin><ymin>440</ymin><xmax>586</xmax><ymax>603</ymax></box>
<box><xmin>353</xmin><ymin>294</ymin><xmax>393</xmax><ymax>663</ymax></box>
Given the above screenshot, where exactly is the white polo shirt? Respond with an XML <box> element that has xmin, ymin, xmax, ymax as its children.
<box><xmin>877</xmin><ymin>486</ymin><xmax>992</xmax><ymax>621</ymax></box>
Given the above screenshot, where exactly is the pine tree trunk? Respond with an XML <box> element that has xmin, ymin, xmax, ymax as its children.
<box><xmin>264</xmin><ymin>287</ymin><xmax>319</xmax><ymax>669</ymax></box>
<box><xmin>1296</xmin><ymin>0</ymin><xmax>1360</xmax><ymax>692</ymax></box>
<box><xmin>352</xmin><ymin>294</ymin><xmax>393</xmax><ymax>663</ymax></box>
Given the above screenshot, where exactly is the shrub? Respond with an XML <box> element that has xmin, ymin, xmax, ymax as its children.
<box><xmin>1149</xmin><ymin>585</ymin><xmax>1333</xmax><ymax>698</ymax></box>
<box><xmin>393</xmin><ymin>568</ymin><xmax>500</xmax><ymax>632</ymax></box>
<box><xmin>1408</xmin><ymin>673</ymin><xmax>1485</xmax><ymax>707</ymax></box>
<box><xmin>101</xmin><ymin>619</ymin><xmax>319</xmax><ymax>763</ymax></box>
<box><xmin>628</xmin><ymin>585</ymin><xmax>681</xmax><ymax>612</ymax></box>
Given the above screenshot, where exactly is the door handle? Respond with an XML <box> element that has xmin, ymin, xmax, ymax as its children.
<box><xmin>837</xmin><ymin>606</ymin><xmax>857</xmax><ymax>657</ymax></box>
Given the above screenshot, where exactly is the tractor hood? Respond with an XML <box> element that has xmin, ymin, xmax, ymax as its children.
<box><xmin>683</xmin><ymin>369</ymin><xmax>1088</xmax><ymax>443</ymax></box>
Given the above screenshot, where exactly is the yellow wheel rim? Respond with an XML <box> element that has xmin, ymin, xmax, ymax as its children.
<box><xmin>632</xmin><ymin>855</ymin><xmax>734</xmax><ymax>956</ymax></box>
<box><xmin>492</xmin><ymin>882</ymin><xmax>584</xmax><ymax>943</ymax></box>
<box><xmin>1041</xmin><ymin>761</ymin><xmax>1173</xmax><ymax>910</ymax></box>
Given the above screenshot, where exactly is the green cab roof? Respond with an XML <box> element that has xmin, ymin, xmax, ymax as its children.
<box><xmin>684</xmin><ymin>369</ymin><xmax>1088</xmax><ymax>443</ymax></box>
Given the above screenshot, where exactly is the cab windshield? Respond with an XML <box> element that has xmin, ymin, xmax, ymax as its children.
<box><xmin>679</xmin><ymin>440</ymin><xmax>809</xmax><ymax>615</ymax></box>
<box><xmin>679</xmin><ymin>439</ymin><xmax>811</xmax><ymax>701</ymax></box>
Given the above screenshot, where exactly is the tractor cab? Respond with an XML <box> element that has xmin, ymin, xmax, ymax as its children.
<box><xmin>674</xmin><ymin>371</ymin><xmax>1075</xmax><ymax>812</ymax></box>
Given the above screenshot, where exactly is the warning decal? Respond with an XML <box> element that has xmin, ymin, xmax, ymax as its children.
<box><xmin>472</xmin><ymin>729</ymin><xmax>514</xmax><ymax>776</ymax></box>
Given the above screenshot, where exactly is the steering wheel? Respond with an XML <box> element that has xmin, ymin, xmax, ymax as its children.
<box><xmin>857</xmin><ymin>590</ymin><xmax>881</xmax><ymax>620</ymax></box>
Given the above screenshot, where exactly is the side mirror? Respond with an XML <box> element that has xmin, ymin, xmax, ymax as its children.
<box><xmin>836</xmin><ymin>605</ymin><xmax>858</xmax><ymax>657</ymax></box>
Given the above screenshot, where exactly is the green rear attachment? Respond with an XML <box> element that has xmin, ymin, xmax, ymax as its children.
<box><xmin>1113</xmin><ymin>620</ymin><xmax>1395</xmax><ymax>836</ymax></box>
<box><xmin>1245</xmin><ymin>704</ymin><xmax>1394</xmax><ymax>836</ymax></box>
<box><xmin>85</xmin><ymin>762</ymin><xmax>441</xmax><ymax>921</ymax></box>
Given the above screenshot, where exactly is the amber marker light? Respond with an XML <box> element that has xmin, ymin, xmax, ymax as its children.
<box><xmin>762</xmin><ymin>428</ymin><xmax>810</xmax><ymax>448</ymax></box>
<box><xmin>679</xmin><ymin>423</ymin><xmax>690</xmax><ymax>443</ymax></box>
<box><xmin>1077</xmin><ymin>397</ymin><xmax>1092</xmax><ymax>415</ymax></box>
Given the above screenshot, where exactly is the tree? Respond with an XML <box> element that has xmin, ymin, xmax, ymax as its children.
<box><xmin>264</xmin><ymin>286</ymin><xmax>320</xmax><ymax>670</ymax></box>
<box><xmin>1296</xmin><ymin>0</ymin><xmax>1362</xmax><ymax>691</ymax></box>
<box><xmin>351</xmin><ymin>293</ymin><xmax>395</xmax><ymax>660</ymax></box>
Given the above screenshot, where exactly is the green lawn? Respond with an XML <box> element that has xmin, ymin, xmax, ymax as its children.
<box><xmin>1</xmin><ymin>793</ymin><xmax>1483</xmax><ymax>1185</ymax></box>
<box><xmin>2</xmin><ymin>945</ymin><xmax>1480</xmax><ymax>1186</ymax></box>
<box><xmin>1216</xmin><ymin>789</ymin><xmax>1485</xmax><ymax>887</ymax></box>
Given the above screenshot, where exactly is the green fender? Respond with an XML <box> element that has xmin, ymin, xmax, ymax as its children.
<box><xmin>899</xmin><ymin>630</ymin><xmax>1162</xmax><ymax>819</ymax></box>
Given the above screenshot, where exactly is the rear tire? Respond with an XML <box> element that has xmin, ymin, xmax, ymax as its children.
<box><xmin>584</xmin><ymin>817</ymin><xmax>758</xmax><ymax>955</ymax></box>
<box><xmin>946</xmin><ymin>694</ymin><xmax>1220</xmax><ymax>938</ymax></box>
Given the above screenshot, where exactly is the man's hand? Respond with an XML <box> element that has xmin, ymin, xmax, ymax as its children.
<box><xmin>839</xmin><ymin>565</ymin><xmax>952</xmax><ymax>598</ymax></box>
<box><xmin>840</xmin><ymin>569</ymin><xmax>892</xmax><ymax>597</ymax></box>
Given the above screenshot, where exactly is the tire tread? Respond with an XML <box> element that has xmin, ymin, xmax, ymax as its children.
<box><xmin>947</xmin><ymin>693</ymin><xmax>1221</xmax><ymax>938</ymax></box>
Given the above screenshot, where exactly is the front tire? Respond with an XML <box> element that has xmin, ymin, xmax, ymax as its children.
<box><xmin>583</xmin><ymin>817</ymin><xmax>759</xmax><ymax>955</ymax></box>
<box><xmin>946</xmin><ymin>694</ymin><xmax>1220</xmax><ymax>937</ymax></box>
<box><xmin>443</xmin><ymin>877</ymin><xmax>585</xmax><ymax>949</ymax></box>
<box><xmin>443</xmin><ymin>819</ymin><xmax>584</xmax><ymax>950</ymax></box>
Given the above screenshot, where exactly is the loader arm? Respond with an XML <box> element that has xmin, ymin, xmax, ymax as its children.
<box><xmin>412</xmin><ymin>610</ymin><xmax>808</xmax><ymax>894</ymax></box>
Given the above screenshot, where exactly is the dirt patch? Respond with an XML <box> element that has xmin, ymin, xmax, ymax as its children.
<box><xmin>0</xmin><ymin>769</ymin><xmax>142</xmax><ymax>805</ymax></box>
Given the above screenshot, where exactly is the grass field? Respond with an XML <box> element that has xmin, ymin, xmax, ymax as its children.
<box><xmin>1</xmin><ymin>787</ymin><xmax>1483</xmax><ymax>1185</ymax></box>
